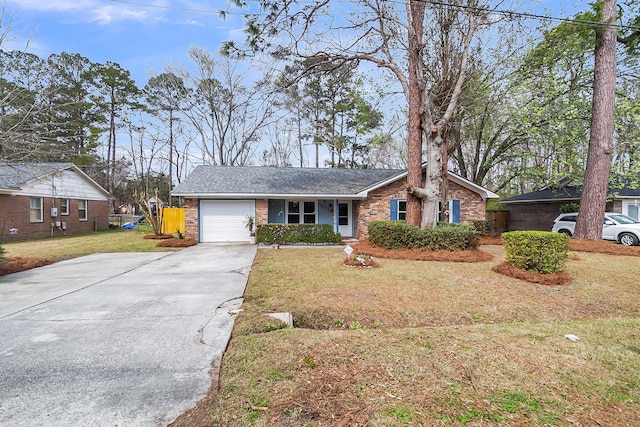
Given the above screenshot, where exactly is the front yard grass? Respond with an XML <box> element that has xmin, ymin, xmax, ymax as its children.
<box><xmin>2</xmin><ymin>227</ymin><xmax>177</xmax><ymax>261</ymax></box>
<box><xmin>183</xmin><ymin>245</ymin><xmax>640</xmax><ymax>426</ymax></box>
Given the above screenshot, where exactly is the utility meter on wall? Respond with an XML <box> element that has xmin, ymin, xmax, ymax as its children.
<box><xmin>51</xmin><ymin>207</ymin><xmax>58</xmax><ymax>217</ymax></box>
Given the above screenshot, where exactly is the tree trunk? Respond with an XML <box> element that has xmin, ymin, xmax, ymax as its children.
<box><xmin>440</xmin><ymin>133</ymin><xmax>450</xmax><ymax>223</ymax></box>
<box><xmin>574</xmin><ymin>0</ymin><xmax>617</xmax><ymax>240</ymax></box>
<box><xmin>421</xmin><ymin>131</ymin><xmax>442</xmax><ymax>227</ymax></box>
<box><xmin>405</xmin><ymin>0</ymin><xmax>426</xmax><ymax>227</ymax></box>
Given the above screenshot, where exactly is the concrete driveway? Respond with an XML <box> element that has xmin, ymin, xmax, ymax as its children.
<box><xmin>0</xmin><ymin>244</ymin><xmax>256</xmax><ymax>426</ymax></box>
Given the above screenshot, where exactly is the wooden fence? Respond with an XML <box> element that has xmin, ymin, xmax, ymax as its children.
<box><xmin>161</xmin><ymin>208</ymin><xmax>185</xmax><ymax>235</ymax></box>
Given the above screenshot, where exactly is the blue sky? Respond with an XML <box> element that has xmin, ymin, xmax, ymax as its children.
<box><xmin>6</xmin><ymin>0</ymin><xmax>249</xmax><ymax>85</ymax></box>
<box><xmin>5</xmin><ymin>0</ymin><xmax>584</xmax><ymax>87</ymax></box>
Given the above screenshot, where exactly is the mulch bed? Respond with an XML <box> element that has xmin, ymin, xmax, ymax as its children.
<box><xmin>343</xmin><ymin>255</ymin><xmax>380</xmax><ymax>268</ymax></box>
<box><xmin>351</xmin><ymin>240</ymin><xmax>494</xmax><ymax>262</ymax></box>
<box><xmin>491</xmin><ymin>262</ymin><xmax>572</xmax><ymax>286</ymax></box>
<box><xmin>156</xmin><ymin>238</ymin><xmax>198</xmax><ymax>248</ymax></box>
<box><xmin>0</xmin><ymin>257</ymin><xmax>54</xmax><ymax>276</ymax></box>
<box><xmin>142</xmin><ymin>233</ymin><xmax>174</xmax><ymax>240</ymax></box>
<box><xmin>481</xmin><ymin>234</ymin><xmax>640</xmax><ymax>257</ymax></box>
<box><xmin>569</xmin><ymin>238</ymin><xmax>640</xmax><ymax>256</ymax></box>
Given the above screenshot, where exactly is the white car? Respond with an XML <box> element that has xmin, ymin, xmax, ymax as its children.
<box><xmin>551</xmin><ymin>212</ymin><xmax>640</xmax><ymax>246</ymax></box>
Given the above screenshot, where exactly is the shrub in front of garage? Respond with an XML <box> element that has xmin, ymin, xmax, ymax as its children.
<box><xmin>256</xmin><ymin>224</ymin><xmax>342</xmax><ymax>245</ymax></box>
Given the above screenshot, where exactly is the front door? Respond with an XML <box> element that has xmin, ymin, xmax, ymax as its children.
<box><xmin>338</xmin><ymin>202</ymin><xmax>352</xmax><ymax>237</ymax></box>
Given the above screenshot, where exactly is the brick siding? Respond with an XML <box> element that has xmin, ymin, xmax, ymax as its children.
<box><xmin>184</xmin><ymin>198</ymin><xmax>199</xmax><ymax>240</ymax></box>
<box><xmin>506</xmin><ymin>200</ymin><xmax>617</xmax><ymax>231</ymax></box>
<box><xmin>255</xmin><ymin>199</ymin><xmax>268</xmax><ymax>227</ymax></box>
<box><xmin>355</xmin><ymin>178</ymin><xmax>487</xmax><ymax>239</ymax></box>
<box><xmin>0</xmin><ymin>195</ymin><xmax>109</xmax><ymax>242</ymax></box>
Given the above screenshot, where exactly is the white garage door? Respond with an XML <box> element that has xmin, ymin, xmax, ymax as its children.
<box><xmin>200</xmin><ymin>200</ymin><xmax>255</xmax><ymax>242</ymax></box>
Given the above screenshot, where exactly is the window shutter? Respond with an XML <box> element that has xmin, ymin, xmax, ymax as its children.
<box><xmin>390</xmin><ymin>199</ymin><xmax>398</xmax><ymax>220</ymax></box>
<box><xmin>452</xmin><ymin>200</ymin><xmax>461</xmax><ymax>223</ymax></box>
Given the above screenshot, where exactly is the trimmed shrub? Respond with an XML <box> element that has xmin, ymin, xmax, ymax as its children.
<box><xmin>502</xmin><ymin>231</ymin><xmax>569</xmax><ymax>274</ymax></box>
<box><xmin>0</xmin><ymin>244</ymin><xmax>5</xmax><ymax>262</ymax></box>
<box><xmin>256</xmin><ymin>224</ymin><xmax>342</xmax><ymax>245</ymax></box>
<box><xmin>368</xmin><ymin>220</ymin><xmax>480</xmax><ymax>251</ymax></box>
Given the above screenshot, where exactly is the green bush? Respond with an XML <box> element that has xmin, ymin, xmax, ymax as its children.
<box><xmin>256</xmin><ymin>224</ymin><xmax>342</xmax><ymax>245</ymax></box>
<box><xmin>502</xmin><ymin>231</ymin><xmax>569</xmax><ymax>274</ymax></box>
<box><xmin>0</xmin><ymin>244</ymin><xmax>5</xmax><ymax>262</ymax></box>
<box><xmin>560</xmin><ymin>202</ymin><xmax>580</xmax><ymax>214</ymax></box>
<box><xmin>368</xmin><ymin>220</ymin><xmax>480</xmax><ymax>251</ymax></box>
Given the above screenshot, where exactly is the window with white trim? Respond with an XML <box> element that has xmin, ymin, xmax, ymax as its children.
<box><xmin>624</xmin><ymin>200</ymin><xmax>640</xmax><ymax>221</ymax></box>
<box><xmin>30</xmin><ymin>197</ymin><xmax>43</xmax><ymax>222</ymax></box>
<box><xmin>390</xmin><ymin>199</ymin><xmax>407</xmax><ymax>221</ymax></box>
<box><xmin>287</xmin><ymin>201</ymin><xmax>316</xmax><ymax>224</ymax></box>
<box><xmin>78</xmin><ymin>200</ymin><xmax>88</xmax><ymax>221</ymax></box>
<box><xmin>60</xmin><ymin>198</ymin><xmax>69</xmax><ymax>215</ymax></box>
<box><xmin>397</xmin><ymin>200</ymin><xmax>406</xmax><ymax>220</ymax></box>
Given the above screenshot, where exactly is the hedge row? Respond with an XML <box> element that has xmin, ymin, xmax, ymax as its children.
<box><xmin>256</xmin><ymin>224</ymin><xmax>342</xmax><ymax>245</ymax></box>
<box><xmin>502</xmin><ymin>231</ymin><xmax>569</xmax><ymax>274</ymax></box>
<box><xmin>367</xmin><ymin>220</ymin><xmax>480</xmax><ymax>251</ymax></box>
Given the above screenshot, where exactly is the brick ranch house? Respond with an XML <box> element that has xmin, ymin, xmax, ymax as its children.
<box><xmin>0</xmin><ymin>163</ymin><xmax>110</xmax><ymax>241</ymax></box>
<box><xmin>172</xmin><ymin>166</ymin><xmax>499</xmax><ymax>243</ymax></box>
<box><xmin>502</xmin><ymin>179</ymin><xmax>640</xmax><ymax>231</ymax></box>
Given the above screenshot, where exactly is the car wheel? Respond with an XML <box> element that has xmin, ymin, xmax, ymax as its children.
<box><xmin>619</xmin><ymin>233</ymin><xmax>639</xmax><ymax>246</ymax></box>
<box><xmin>558</xmin><ymin>229</ymin><xmax>572</xmax><ymax>237</ymax></box>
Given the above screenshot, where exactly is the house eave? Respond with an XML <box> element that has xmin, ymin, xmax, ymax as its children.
<box><xmin>173</xmin><ymin>192</ymin><xmax>368</xmax><ymax>200</ymax></box>
<box><xmin>0</xmin><ymin>187</ymin><xmax>16</xmax><ymax>194</ymax></box>
<box><xmin>614</xmin><ymin>195</ymin><xmax>640</xmax><ymax>199</ymax></box>
<box><xmin>502</xmin><ymin>197</ymin><xmax>579</xmax><ymax>204</ymax></box>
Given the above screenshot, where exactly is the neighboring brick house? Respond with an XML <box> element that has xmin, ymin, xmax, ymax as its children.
<box><xmin>172</xmin><ymin>165</ymin><xmax>498</xmax><ymax>243</ymax></box>
<box><xmin>0</xmin><ymin>163</ymin><xmax>110</xmax><ymax>241</ymax></box>
<box><xmin>501</xmin><ymin>179</ymin><xmax>640</xmax><ymax>231</ymax></box>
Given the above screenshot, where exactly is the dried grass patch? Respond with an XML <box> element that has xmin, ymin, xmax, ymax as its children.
<box><xmin>352</xmin><ymin>240</ymin><xmax>493</xmax><ymax>262</ymax></box>
<box><xmin>480</xmin><ymin>234</ymin><xmax>504</xmax><ymax>245</ymax></box>
<box><xmin>173</xmin><ymin>245</ymin><xmax>640</xmax><ymax>427</ymax></box>
<box><xmin>0</xmin><ymin>257</ymin><xmax>54</xmax><ymax>276</ymax></box>
<box><xmin>492</xmin><ymin>262</ymin><xmax>572</xmax><ymax>286</ymax></box>
<box><xmin>193</xmin><ymin>319</ymin><xmax>640</xmax><ymax>427</ymax></box>
<box><xmin>156</xmin><ymin>238</ymin><xmax>197</xmax><ymax>248</ymax></box>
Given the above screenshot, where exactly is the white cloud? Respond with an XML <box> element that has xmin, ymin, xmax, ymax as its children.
<box><xmin>8</xmin><ymin>0</ymin><xmax>94</xmax><ymax>12</ymax></box>
<box><xmin>178</xmin><ymin>19</ymin><xmax>205</xmax><ymax>27</ymax></box>
<box><xmin>90</xmin><ymin>4</ymin><xmax>150</xmax><ymax>25</ymax></box>
<box><xmin>9</xmin><ymin>0</ymin><xmax>156</xmax><ymax>24</ymax></box>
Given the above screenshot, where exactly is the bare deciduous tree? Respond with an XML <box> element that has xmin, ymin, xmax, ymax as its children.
<box><xmin>226</xmin><ymin>0</ymin><xmax>489</xmax><ymax>227</ymax></box>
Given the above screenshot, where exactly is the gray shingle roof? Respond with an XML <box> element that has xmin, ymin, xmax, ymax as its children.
<box><xmin>172</xmin><ymin>166</ymin><xmax>404</xmax><ymax>196</ymax></box>
<box><xmin>0</xmin><ymin>162</ymin><xmax>74</xmax><ymax>190</ymax></box>
<box><xmin>502</xmin><ymin>184</ymin><xmax>640</xmax><ymax>203</ymax></box>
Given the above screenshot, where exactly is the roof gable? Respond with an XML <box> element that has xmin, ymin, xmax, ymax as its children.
<box><xmin>0</xmin><ymin>162</ymin><xmax>109</xmax><ymax>198</ymax></box>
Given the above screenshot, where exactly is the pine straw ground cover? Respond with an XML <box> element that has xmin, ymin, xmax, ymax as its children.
<box><xmin>173</xmin><ymin>241</ymin><xmax>640</xmax><ymax>427</ymax></box>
